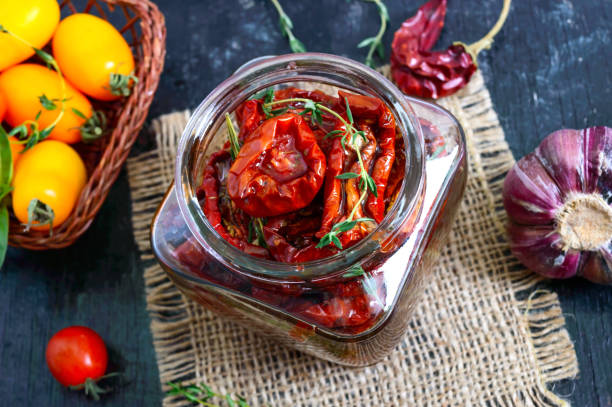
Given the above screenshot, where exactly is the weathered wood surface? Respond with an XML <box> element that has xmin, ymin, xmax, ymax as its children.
<box><xmin>1</xmin><ymin>0</ymin><xmax>610</xmax><ymax>405</ymax></box>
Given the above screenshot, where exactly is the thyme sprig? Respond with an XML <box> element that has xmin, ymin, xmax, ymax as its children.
<box><xmin>225</xmin><ymin>114</ymin><xmax>267</xmax><ymax>248</ymax></box>
<box><xmin>262</xmin><ymin>96</ymin><xmax>377</xmax><ymax>250</ymax></box>
<box><xmin>268</xmin><ymin>0</ymin><xmax>306</xmax><ymax>53</ymax></box>
<box><xmin>358</xmin><ymin>0</ymin><xmax>389</xmax><ymax>68</ymax></box>
<box><xmin>167</xmin><ymin>381</ymin><xmax>251</xmax><ymax>407</ymax></box>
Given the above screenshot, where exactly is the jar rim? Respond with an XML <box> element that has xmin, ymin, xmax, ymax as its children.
<box><xmin>175</xmin><ymin>53</ymin><xmax>425</xmax><ymax>281</ymax></box>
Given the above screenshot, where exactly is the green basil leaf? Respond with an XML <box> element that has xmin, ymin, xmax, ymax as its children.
<box><xmin>335</xmin><ymin>220</ymin><xmax>356</xmax><ymax>232</ymax></box>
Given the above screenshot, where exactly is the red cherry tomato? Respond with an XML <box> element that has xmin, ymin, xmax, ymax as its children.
<box><xmin>227</xmin><ymin>113</ymin><xmax>327</xmax><ymax>217</ymax></box>
<box><xmin>46</xmin><ymin>326</ymin><xmax>108</xmax><ymax>387</ymax></box>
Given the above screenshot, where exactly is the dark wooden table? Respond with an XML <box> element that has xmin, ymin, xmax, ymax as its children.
<box><xmin>1</xmin><ymin>1</ymin><xmax>610</xmax><ymax>406</ymax></box>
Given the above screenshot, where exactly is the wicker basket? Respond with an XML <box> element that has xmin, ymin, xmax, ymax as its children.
<box><xmin>8</xmin><ymin>0</ymin><xmax>166</xmax><ymax>250</ymax></box>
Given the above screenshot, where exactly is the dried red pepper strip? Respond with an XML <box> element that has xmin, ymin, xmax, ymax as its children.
<box><xmin>391</xmin><ymin>0</ymin><xmax>446</xmax><ymax>53</ymax></box>
<box><xmin>316</xmin><ymin>135</ymin><xmax>345</xmax><ymax>238</ymax></box>
<box><xmin>346</xmin><ymin>126</ymin><xmax>377</xmax><ymax>223</ymax></box>
<box><xmin>366</xmin><ymin>107</ymin><xmax>396</xmax><ymax>223</ymax></box>
<box><xmin>200</xmin><ymin>150</ymin><xmax>269</xmax><ymax>258</ymax></box>
<box><xmin>385</xmin><ymin>137</ymin><xmax>406</xmax><ymax>206</ymax></box>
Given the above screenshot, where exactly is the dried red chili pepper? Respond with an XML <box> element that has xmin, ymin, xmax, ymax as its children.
<box><xmin>392</xmin><ymin>0</ymin><xmax>446</xmax><ymax>53</ymax></box>
<box><xmin>227</xmin><ymin>113</ymin><xmax>327</xmax><ymax>217</ymax></box>
<box><xmin>391</xmin><ymin>0</ymin><xmax>511</xmax><ymax>99</ymax></box>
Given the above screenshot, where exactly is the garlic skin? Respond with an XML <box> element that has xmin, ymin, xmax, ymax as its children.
<box><xmin>503</xmin><ymin>127</ymin><xmax>612</xmax><ymax>284</ymax></box>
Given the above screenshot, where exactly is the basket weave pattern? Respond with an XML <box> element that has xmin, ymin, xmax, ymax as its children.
<box><xmin>8</xmin><ymin>0</ymin><xmax>166</xmax><ymax>250</ymax></box>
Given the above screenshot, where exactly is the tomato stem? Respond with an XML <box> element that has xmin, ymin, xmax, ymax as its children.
<box><xmin>68</xmin><ymin>372</ymin><xmax>121</xmax><ymax>401</ymax></box>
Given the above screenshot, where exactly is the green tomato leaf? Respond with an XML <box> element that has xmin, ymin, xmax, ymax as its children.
<box><xmin>0</xmin><ymin>205</ymin><xmax>9</xmax><ymax>268</ymax></box>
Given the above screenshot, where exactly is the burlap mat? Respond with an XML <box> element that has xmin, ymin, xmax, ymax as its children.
<box><xmin>127</xmin><ymin>70</ymin><xmax>578</xmax><ymax>406</ymax></box>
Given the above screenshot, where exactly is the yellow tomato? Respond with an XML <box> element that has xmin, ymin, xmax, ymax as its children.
<box><xmin>0</xmin><ymin>0</ymin><xmax>60</xmax><ymax>71</ymax></box>
<box><xmin>13</xmin><ymin>140</ymin><xmax>87</xmax><ymax>193</ymax></box>
<box><xmin>12</xmin><ymin>172</ymin><xmax>80</xmax><ymax>230</ymax></box>
<box><xmin>53</xmin><ymin>13</ymin><xmax>135</xmax><ymax>101</ymax></box>
<box><xmin>0</xmin><ymin>64</ymin><xmax>93</xmax><ymax>144</ymax></box>
<box><xmin>12</xmin><ymin>140</ymin><xmax>86</xmax><ymax>230</ymax></box>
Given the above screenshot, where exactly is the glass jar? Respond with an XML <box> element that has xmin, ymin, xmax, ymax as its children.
<box><xmin>151</xmin><ymin>53</ymin><xmax>467</xmax><ymax>366</ymax></box>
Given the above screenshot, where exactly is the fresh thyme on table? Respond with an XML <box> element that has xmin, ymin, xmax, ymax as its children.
<box><xmin>167</xmin><ymin>381</ymin><xmax>252</xmax><ymax>407</ymax></box>
<box><xmin>268</xmin><ymin>0</ymin><xmax>306</xmax><ymax>53</ymax></box>
<box><xmin>357</xmin><ymin>0</ymin><xmax>390</xmax><ymax>67</ymax></box>
<box><xmin>266</xmin><ymin>0</ymin><xmax>389</xmax><ymax>68</ymax></box>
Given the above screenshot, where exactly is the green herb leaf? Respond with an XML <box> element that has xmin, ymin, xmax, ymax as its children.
<box><xmin>38</xmin><ymin>94</ymin><xmax>57</xmax><ymax>110</ymax></box>
<box><xmin>334</xmin><ymin>220</ymin><xmax>357</xmax><ymax>233</ymax></box>
<box><xmin>376</xmin><ymin>41</ymin><xmax>385</xmax><ymax>59</ymax></box>
<box><xmin>330</xmin><ymin>234</ymin><xmax>342</xmax><ymax>249</ymax></box>
<box><xmin>365</xmin><ymin>174</ymin><xmax>378</xmax><ymax>197</ymax></box>
<box><xmin>335</xmin><ymin>172</ymin><xmax>360</xmax><ymax>180</ymax></box>
<box><xmin>225</xmin><ymin>113</ymin><xmax>241</xmax><ymax>160</ymax></box>
<box><xmin>71</xmin><ymin>107</ymin><xmax>87</xmax><ymax>119</ymax></box>
<box><xmin>34</xmin><ymin>48</ymin><xmax>55</xmax><ymax>67</ymax></box>
<box><xmin>344</xmin><ymin>97</ymin><xmax>354</xmax><ymax>124</ymax></box>
<box><xmin>343</xmin><ymin>264</ymin><xmax>365</xmax><ymax>278</ymax></box>
<box><xmin>324</xmin><ymin>130</ymin><xmax>344</xmax><ymax>139</ymax></box>
<box><xmin>378</xmin><ymin>1</ymin><xmax>390</xmax><ymax>21</ymax></box>
<box><xmin>315</xmin><ymin>233</ymin><xmax>331</xmax><ymax>249</ymax></box>
<box><xmin>357</xmin><ymin>37</ymin><xmax>376</xmax><ymax>48</ymax></box>
<box><xmin>8</xmin><ymin>124</ymin><xmax>27</xmax><ymax>139</ymax></box>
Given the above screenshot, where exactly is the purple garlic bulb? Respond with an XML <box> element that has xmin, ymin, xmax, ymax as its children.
<box><xmin>503</xmin><ymin>126</ymin><xmax>612</xmax><ymax>284</ymax></box>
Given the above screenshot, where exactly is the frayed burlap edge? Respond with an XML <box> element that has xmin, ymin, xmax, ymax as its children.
<box><xmin>127</xmin><ymin>69</ymin><xmax>578</xmax><ymax>406</ymax></box>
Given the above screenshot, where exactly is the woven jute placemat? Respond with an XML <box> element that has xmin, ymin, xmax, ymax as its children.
<box><xmin>127</xmin><ymin>69</ymin><xmax>578</xmax><ymax>406</ymax></box>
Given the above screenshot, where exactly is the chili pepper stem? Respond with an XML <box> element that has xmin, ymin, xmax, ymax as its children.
<box><xmin>455</xmin><ymin>0</ymin><xmax>511</xmax><ymax>66</ymax></box>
